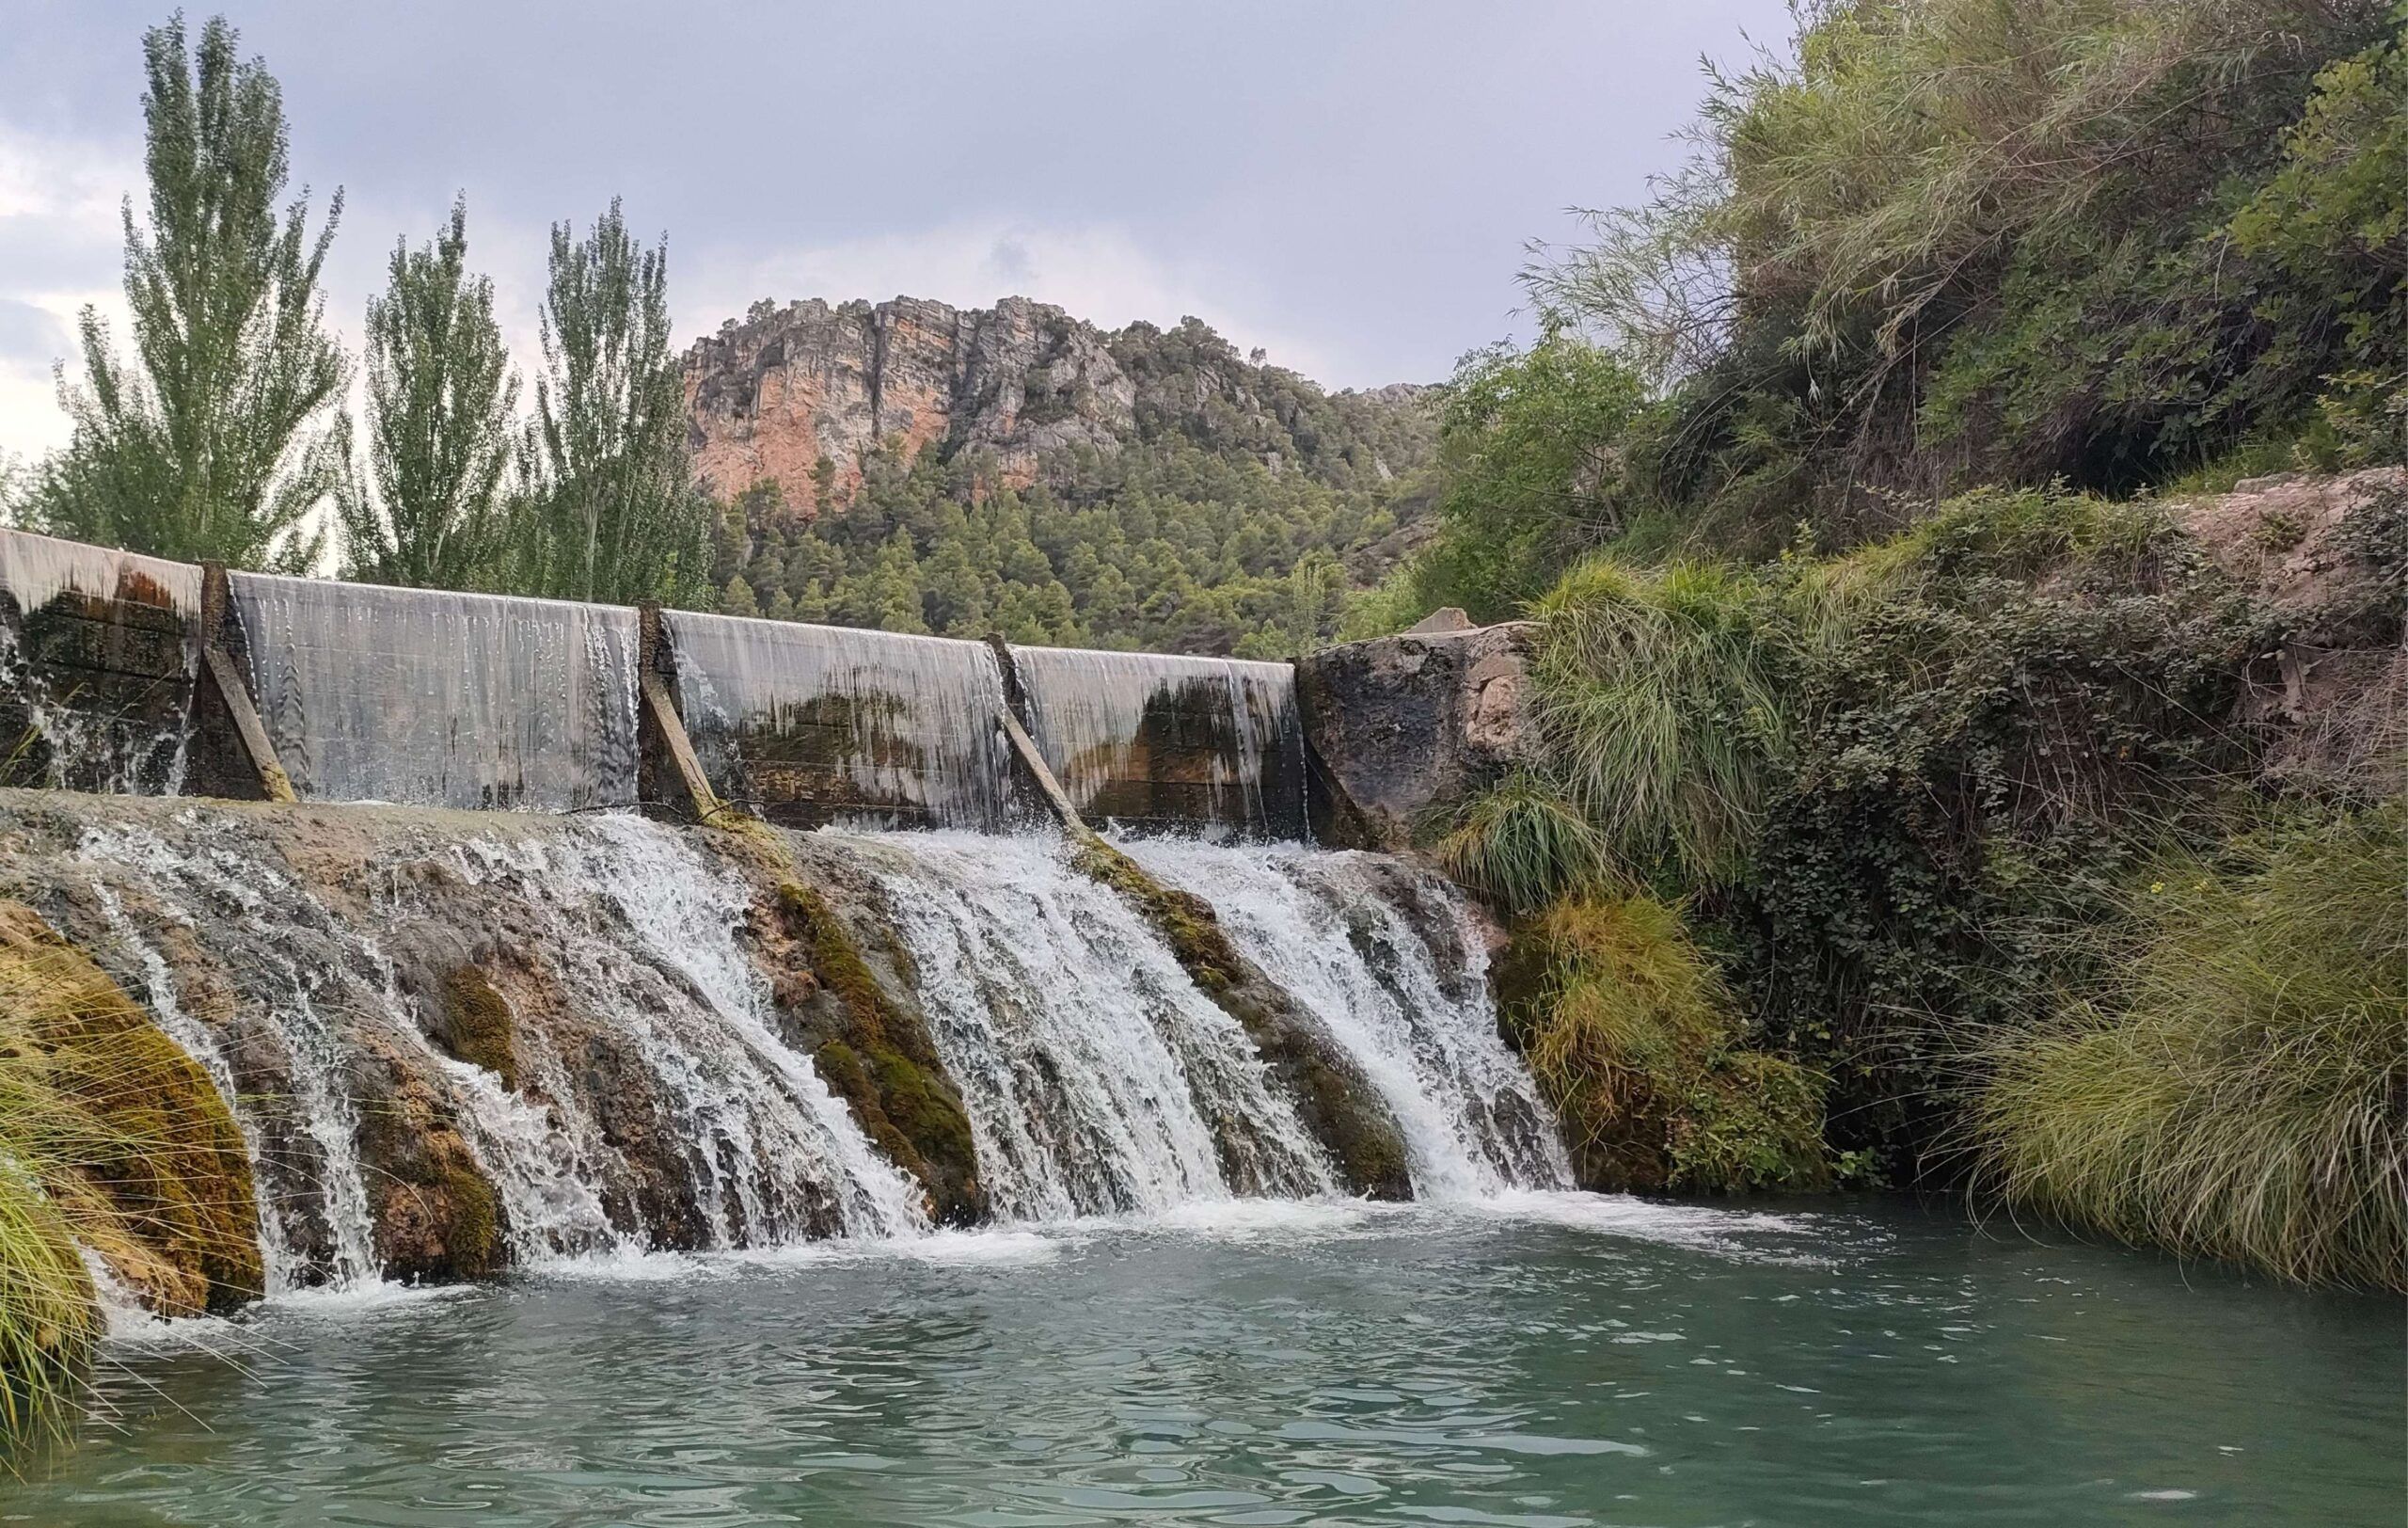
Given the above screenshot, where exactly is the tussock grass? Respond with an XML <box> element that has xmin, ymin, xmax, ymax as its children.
<box><xmin>0</xmin><ymin>903</ymin><xmax>261</xmax><ymax>1461</ymax></box>
<box><xmin>1968</xmin><ymin>808</ymin><xmax>2408</xmax><ymax>1288</ymax></box>
<box><xmin>1434</xmin><ymin>774</ymin><xmax>1620</xmax><ymax>915</ymax></box>
<box><xmin>1519</xmin><ymin>896</ymin><xmax>1831</xmax><ymax>1193</ymax></box>
<box><xmin>1531</xmin><ymin>559</ymin><xmax>1793</xmax><ymax>884</ymax></box>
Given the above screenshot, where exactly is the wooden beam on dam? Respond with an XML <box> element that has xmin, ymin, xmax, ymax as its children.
<box><xmin>198</xmin><ymin>563</ymin><xmax>295</xmax><ymax>804</ymax></box>
<box><xmin>637</xmin><ymin>603</ymin><xmax>728</xmax><ymax>824</ymax></box>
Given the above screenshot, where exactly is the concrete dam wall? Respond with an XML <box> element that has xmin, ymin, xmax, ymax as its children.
<box><xmin>0</xmin><ymin>527</ymin><xmax>1364</xmax><ymax>840</ymax></box>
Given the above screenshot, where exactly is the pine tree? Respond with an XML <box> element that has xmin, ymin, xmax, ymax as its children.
<box><xmin>515</xmin><ymin>199</ymin><xmax>711</xmax><ymax>606</ymax></box>
<box><xmin>721</xmin><ymin>575</ymin><xmax>759</xmax><ymax>617</ymax></box>
<box><xmin>337</xmin><ymin>197</ymin><xmax>518</xmax><ymax>589</ymax></box>
<box><xmin>34</xmin><ymin>14</ymin><xmax>344</xmax><ymax>570</ymax></box>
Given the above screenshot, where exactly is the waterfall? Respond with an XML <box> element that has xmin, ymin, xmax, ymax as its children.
<box><xmin>819</xmin><ymin>828</ymin><xmax>1339</xmax><ymax>1220</ymax></box>
<box><xmin>483</xmin><ymin>815</ymin><xmax>930</xmax><ymax>1242</ymax></box>
<box><xmin>63</xmin><ymin>811</ymin><xmax>922</xmax><ymax>1292</ymax></box>
<box><xmin>1006</xmin><ymin>645</ymin><xmax>1307</xmax><ymax>837</ymax></box>
<box><xmin>665</xmin><ymin>611</ymin><xmax>1012</xmax><ymax>830</ymax></box>
<box><xmin>0</xmin><ymin>530</ymin><xmax>201</xmax><ymax>622</ymax></box>
<box><xmin>228</xmin><ymin>573</ymin><xmax>641</xmax><ymax>810</ymax></box>
<box><xmin>1122</xmin><ymin>837</ymin><xmax>1572</xmax><ymax>1197</ymax></box>
<box><xmin>74</xmin><ymin>826</ymin><xmax>388</xmax><ymax>1290</ymax></box>
<box><xmin>0</xmin><ymin>528</ymin><xmax>200</xmax><ymax>793</ymax></box>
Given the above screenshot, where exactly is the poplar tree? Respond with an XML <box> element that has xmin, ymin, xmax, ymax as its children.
<box><xmin>516</xmin><ymin>200</ymin><xmax>712</xmax><ymax>606</ymax></box>
<box><xmin>337</xmin><ymin>198</ymin><xmax>519</xmax><ymax>589</ymax></box>
<box><xmin>36</xmin><ymin>14</ymin><xmax>344</xmax><ymax>571</ymax></box>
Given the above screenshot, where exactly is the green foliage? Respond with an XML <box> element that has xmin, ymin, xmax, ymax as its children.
<box><xmin>1480</xmin><ymin>486</ymin><xmax>2266</xmax><ymax>1175</ymax></box>
<box><xmin>337</xmin><ymin>198</ymin><xmax>522</xmax><ymax>589</ymax></box>
<box><xmin>1452</xmin><ymin>0</ymin><xmax>2403</xmax><ymax>576</ymax></box>
<box><xmin>2229</xmin><ymin>24</ymin><xmax>2408</xmax><ymax>468</ymax></box>
<box><xmin>1417</xmin><ymin>336</ymin><xmax>1649</xmax><ymax>621</ymax></box>
<box><xmin>515</xmin><ymin>200</ymin><xmax>712</xmax><ymax>606</ymax></box>
<box><xmin>29</xmin><ymin>13</ymin><xmax>344</xmax><ymax>572</ymax></box>
<box><xmin>1967</xmin><ymin>808</ymin><xmax>2408</xmax><ymax>1289</ymax></box>
<box><xmin>1736</xmin><ymin>491</ymin><xmax>2261</xmax><ymax>1160</ymax></box>
<box><xmin>1511</xmin><ymin>895</ymin><xmax>1831</xmax><ymax>1194</ymax></box>
<box><xmin>706</xmin><ymin>389</ymin><xmax>1435</xmax><ymax>653</ymax></box>
<box><xmin>1435</xmin><ymin>774</ymin><xmax>1619</xmax><ymax>915</ymax></box>
<box><xmin>1530</xmin><ymin>559</ymin><xmax>1793</xmax><ymax>885</ymax></box>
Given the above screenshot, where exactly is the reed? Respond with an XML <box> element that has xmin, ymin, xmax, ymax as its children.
<box><xmin>1530</xmin><ymin>559</ymin><xmax>1794</xmax><ymax>885</ymax></box>
<box><xmin>1520</xmin><ymin>895</ymin><xmax>1830</xmax><ymax>1193</ymax></box>
<box><xmin>1434</xmin><ymin>773</ymin><xmax>1620</xmax><ymax>915</ymax></box>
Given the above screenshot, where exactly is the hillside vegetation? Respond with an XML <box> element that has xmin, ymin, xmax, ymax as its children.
<box><xmin>707</xmin><ymin>320</ymin><xmax>1439</xmax><ymax>657</ymax></box>
<box><xmin>1394</xmin><ymin>0</ymin><xmax>2405</xmax><ymax>1286</ymax></box>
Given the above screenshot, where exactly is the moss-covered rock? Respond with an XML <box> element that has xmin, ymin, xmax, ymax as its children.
<box><xmin>349</xmin><ymin>1043</ymin><xmax>511</xmax><ymax>1281</ymax></box>
<box><xmin>0</xmin><ymin>902</ymin><xmax>264</xmax><ymax>1317</ymax></box>
<box><xmin>437</xmin><ymin>964</ymin><xmax>519</xmax><ymax>1091</ymax></box>
<box><xmin>1069</xmin><ymin>836</ymin><xmax>1413</xmax><ymax>1200</ymax></box>
<box><xmin>770</xmin><ymin>881</ymin><xmax>986</xmax><ymax>1225</ymax></box>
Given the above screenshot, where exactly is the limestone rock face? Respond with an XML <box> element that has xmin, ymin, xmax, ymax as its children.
<box><xmin>1295</xmin><ymin>621</ymin><xmax>1545</xmax><ymax>850</ymax></box>
<box><xmin>685</xmin><ymin>295</ymin><xmax>1137</xmax><ymax>514</ymax></box>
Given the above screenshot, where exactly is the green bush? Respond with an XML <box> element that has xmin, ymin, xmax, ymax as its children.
<box><xmin>1511</xmin><ymin>896</ymin><xmax>1832</xmax><ymax>1194</ymax></box>
<box><xmin>1966</xmin><ymin>808</ymin><xmax>2408</xmax><ymax>1288</ymax></box>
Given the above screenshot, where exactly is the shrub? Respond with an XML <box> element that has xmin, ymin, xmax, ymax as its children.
<box><xmin>1512</xmin><ymin>896</ymin><xmax>1831</xmax><ymax>1194</ymax></box>
<box><xmin>1434</xmin><ymin>774</ymin><xmax>1620</xmax><ymax>915</ymax></box>
<box><xmin>1966</xmin><ymin>807</ymin><xmax>2408</xmax><ymax>1288</ymax></box>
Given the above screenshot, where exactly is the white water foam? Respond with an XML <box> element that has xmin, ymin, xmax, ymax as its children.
<box><xmin>1123</xmin><ymin>836</ymin><xmax>1572</xmax><ymax>1199</ymax></box>
<box><xmin>823</xmin><ymin>828</ymin><xmax>1339</xmax><ymax>1221</ymax></box>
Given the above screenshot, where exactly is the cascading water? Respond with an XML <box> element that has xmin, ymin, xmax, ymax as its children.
<box><xmin>0</xmin><ymin>527</ymin><xmax>200</xmax><ymax>793</ymax></box>
<box><xmin>73</xmin><ymin>826</ymin><xmax>390</xmax><ymax>1289</ymax></box>
<box><xmin>1123</xmin><ymin>837</ymin><xmax>1572</xmax><ymax>1198</ymax></box>
<box><xmin>1006</xmin><ymin>645</ymin><xmax>1307</xmax><ymax>837</ymax></box>
<box><xmin>229</xmin><ymin>573</ymin><xmax>642</xmax><ymax>810</ymax></box>
<box><xmin>818</xmin><ymin>828</ymin><xmax>1339</xmax><ymax>1221</ymax></box>
<box><xmin>467</xmin><ymin>815</ymin><xmax>929</xmax><ymax>1243</ymax></box>
<box><xmin>58</xmin><ymin>808</ymin><xmax>924</xmax><ymax>1292</ymax></box>
<box><xmin>665</xmin><ymin>611</ymin><xmax>1012</xmax><ymax>829</ymax></box>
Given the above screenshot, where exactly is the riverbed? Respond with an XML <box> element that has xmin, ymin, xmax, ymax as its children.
<box><xmin>8</xmin><ymin>1193</ymin><xmax>2399</xmax><ymax>1525</ymax></box>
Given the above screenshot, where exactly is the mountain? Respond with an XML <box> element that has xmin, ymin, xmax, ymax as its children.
<box><xmin>684</xmin><ymin>296</ymin><xmax>1434</xmax><ymax>514</ymax></box>
<box><xmin>681</xmin><ymin>296</ymin><xmax>1440</xmax><ymax>655</ymax></box>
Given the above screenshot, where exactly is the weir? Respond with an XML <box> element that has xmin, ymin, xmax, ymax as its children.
<box><xmin>229</xmin><ymin>573</ymin><xmax>643</xmax><ymax>811</ymax></box>
<box><xmin>661</xmin><ymin>611</ymin><xmax>1013</xmax><ymax>830</ymax></box>
<box><xmin>0</xmin><ymin>526</ymin><xmax>1565</xmax><ymax>1301</ymax></box>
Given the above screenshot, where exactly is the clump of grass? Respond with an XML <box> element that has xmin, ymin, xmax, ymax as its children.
<box><xmin>0</xmin><ymin>902</ymin><xmax>261</xmax><ymax>1461</ymax></box>
<box><xmin>1434</xmin><ymin>773</ymin><xmax>1620</xmax><ymax>915</ymax></box>
<box><xmin>1967</xmin><ymin>807</ymin><xmax>2408</xmax><ymax>1288</ymax></box>
<box><xmin>1530</xmin><ymin>559</ymin><xmax>1795</xmax><ymax>884</ymax></box>
<box><xmin>1515</xmin><ymin>895</ymin><xmax>1831</xmax><ymax>1193</ymax></box>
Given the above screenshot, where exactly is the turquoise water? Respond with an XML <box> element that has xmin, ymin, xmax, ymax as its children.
<box><xmin>7</xmin><ymin>1194</ymin><xmax>2400</xmax><ymax>1526</ymax></box>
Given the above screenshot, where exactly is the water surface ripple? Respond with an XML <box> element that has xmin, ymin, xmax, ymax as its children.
<box><xmin>9</xmin><ymin>1195</ymin><xmax>2399</xmax><ymax>1526</ymax></box>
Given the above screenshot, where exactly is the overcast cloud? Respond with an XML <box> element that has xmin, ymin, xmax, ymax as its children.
<box><xmin>0</xmin><ymin>1</ymin><xmax>1791</xmax><ymax>458</ymax></box>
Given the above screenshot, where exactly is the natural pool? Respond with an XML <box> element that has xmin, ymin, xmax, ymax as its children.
<box><xmin>7</xmin><ymin>1194</ymin><xmax>2399</xmax><ymax>1526</ymax></box>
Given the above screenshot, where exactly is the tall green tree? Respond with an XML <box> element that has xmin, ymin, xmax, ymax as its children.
<box><xmin>337</xmin><ymin>197</ymin><xmax>520</xmax><ymax>589</ymax></box>
<box><xmin>34</xmin><ymin>13</ymin><xmax>344</xmax><ymax>571</ymax></box>
<box><xmin>515</xmin><ymin>199</ymin><xmax>710</xmax><ymax>605</ymax></box>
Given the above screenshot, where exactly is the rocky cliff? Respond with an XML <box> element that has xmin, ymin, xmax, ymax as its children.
<box><xmin>684</xmin><ymin>296</ymin><xmax>1434</xmax><ymax>517</ymax></box>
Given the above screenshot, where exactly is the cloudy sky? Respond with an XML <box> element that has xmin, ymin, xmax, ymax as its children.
<box><xmin>1</xmin><ymin>1</ymin><xmax>1791</xmax><ymax>459</ymax></box>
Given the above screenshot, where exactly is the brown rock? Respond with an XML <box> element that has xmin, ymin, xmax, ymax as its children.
<box><xmin>1296</xmin><ymin>621</ymin><xmax>1545</xmax><ymax>850</ymax></box>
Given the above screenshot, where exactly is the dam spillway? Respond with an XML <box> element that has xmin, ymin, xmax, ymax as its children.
<box><xmin>0</xmin><ymin>526</ymin><xmax>1566</xmax><ymax>1299</ymax></box>
<box><xmin>1</xmin><ymin>526</ymin><xmax>1310</xmax><ymax>836</ymax></box>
